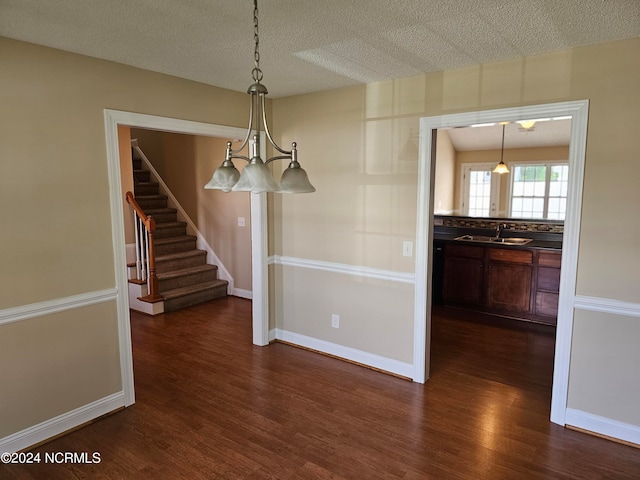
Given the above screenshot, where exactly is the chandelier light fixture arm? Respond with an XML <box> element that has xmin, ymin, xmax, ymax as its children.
<box><xmin>204</xmin><ymin>0</ymin><xmax>315</xmax><ymax>194</ymax></box>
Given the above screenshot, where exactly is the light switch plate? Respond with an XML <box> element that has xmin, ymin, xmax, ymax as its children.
<box><xmin>402</xmin><ymin>241</ymin><xmax>413</xmax><ymax>257</ymax></box>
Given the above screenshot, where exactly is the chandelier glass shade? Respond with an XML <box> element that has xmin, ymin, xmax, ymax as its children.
<box><xmin>205</xmin><ymin>0</ymin><xmax>315</xmax><ymax>194</ymax></box>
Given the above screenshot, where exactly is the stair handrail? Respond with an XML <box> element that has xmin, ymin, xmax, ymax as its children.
<box><xmin>125</xmin><ymin>191</ymin><xmax>163</xmax><ymax>303</ymax></box>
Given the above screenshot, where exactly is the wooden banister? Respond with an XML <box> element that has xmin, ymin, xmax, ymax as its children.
<box><xmin>125</xmin><ymin>191</ymin><xmax>163</xmax><ymax>303</ymax></box>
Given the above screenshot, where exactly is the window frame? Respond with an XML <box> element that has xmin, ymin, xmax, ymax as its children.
<box><xmin>507</xmin><ymin>161</ymin><xmax>569</xmax><ymax>219</ymax></box>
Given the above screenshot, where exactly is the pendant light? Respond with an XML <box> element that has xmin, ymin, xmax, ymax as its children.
<box><xmin>493</xmin><ymin>123</ymin><xmax>510</xmax><ymax>174</ymax></box>
<box><xmin>205</xmin><ymin>0</ymin><xmax>315</xmax><ymax>194</ymax></box>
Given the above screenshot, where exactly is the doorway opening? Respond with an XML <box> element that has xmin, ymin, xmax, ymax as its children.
<box><xmin>103</xmin><ymin>110</ymin><xmax>271</xmax><ymax>407</ymax></box>
<box><xmin>412</xmin><ymin>101</ymin><xmax>589</xmax><ymax>426</ymax></box>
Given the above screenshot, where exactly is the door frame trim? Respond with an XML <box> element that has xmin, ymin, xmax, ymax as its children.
<box><xmin>103</xmin><ymin>109</ymin><xmax>270</xmax><ymax>406</ymax></box>
<box><xmin>413</xmin><ymin>100</ymin><xmax>589</xmax><ymax>426</ymax></box>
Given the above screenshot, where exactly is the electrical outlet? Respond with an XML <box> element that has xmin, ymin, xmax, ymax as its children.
<box><xmin>402</xmin><ymin>241</ymin><xmax>413</xmax><ymax>257</ymax></box>
<box><xmin>237</xmin><ymin>217</ymin><xmax>245</xmax><ymax>227</ymax></box>
<box><xmin>331</xmin><ymin>314</ymin><xmax>340</xmax><ymax>329</ymax></box>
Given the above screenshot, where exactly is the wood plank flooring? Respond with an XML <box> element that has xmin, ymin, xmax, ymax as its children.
<box><xmin>3</xmin><ymin>298</ymin><xmax>640</xmax><ymax>479</ymax></box>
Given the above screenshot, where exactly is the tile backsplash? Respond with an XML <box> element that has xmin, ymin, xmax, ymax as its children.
<box><xmin>434</xmin><ymin>216</ymin><xmax>564</xmax><ymax>233</ymax></box>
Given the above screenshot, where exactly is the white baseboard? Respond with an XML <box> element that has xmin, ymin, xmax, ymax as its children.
<box><xmin>274</xmin><ymin>329</ymin><xmax>414</xmax><ymax>379</ymax></box>
<box><xmin>565</xmin><ymin>408</ymin><xmax>640</xmax><ymax>446</ymax></box>
<box><xmin>0</xmin><ymin>392</ymin><xmax>125</xmax><ymax>453</ymax></box>
<box><xmin>231</xmin><ymin>288</ymin><xmax>252</xmax><ymax>300</ymax></box>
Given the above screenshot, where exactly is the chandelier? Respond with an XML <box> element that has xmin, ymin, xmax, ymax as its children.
<box><xmin>205</xmin><ymin>0</ymin><xmax>315</xmax><ymax>194</ymax></box>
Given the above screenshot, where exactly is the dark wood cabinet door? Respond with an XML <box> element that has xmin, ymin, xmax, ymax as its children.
<box><xmin>443</xmin><ymin>256</ymin><xmax>484</xmax><ymax>304</ymax></box>
<box><xmin>487</xmin><ymin>262</ymin><xmax>532</xmax><ymax>312</ymax></box>
<box><xmin>535</xmin><ymin>253</ymin><xmax>562</xmax><ymax>320</ymax></box>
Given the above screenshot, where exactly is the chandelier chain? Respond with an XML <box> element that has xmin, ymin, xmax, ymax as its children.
<box><xmin>252</xmin><ymin>0</ymin><xmax>263</xmax><ymax>82</ymax></box>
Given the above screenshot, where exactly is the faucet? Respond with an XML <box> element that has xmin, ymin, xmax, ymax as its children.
<box><xmin>495</xmin><ymin>223</ymin><xmax>506</xmax><ymax>238</ymax></box>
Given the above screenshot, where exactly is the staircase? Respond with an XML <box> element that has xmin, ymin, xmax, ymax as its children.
<box><xmin>129</xmin><ymin>156</ymin><xmax>228</xmax><ymax>313</ymax></box>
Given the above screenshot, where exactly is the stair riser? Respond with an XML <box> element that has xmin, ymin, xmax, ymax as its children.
<box><xmin>134</xmin><ymin>170</ymin><xmax>150</xmax><ymax>182</ymax></box>
<box><xmin>135</xmin><ymin>183</ymin><xmax>158</xmax><ymax>195</ymax></box>
<box><xmin>133</xmin><ymin>158</ymin><xmax>142</xmax><ymax>170</ymax></box>
<box><xmin>156</xmin><ymin>254</ymin><xmax>207</xmax><ymax>274</ymax></box>
<box><xmin>148</xmin><ymin>212</ymin><xmax>177</xmax><ymax>223</ymax></box>
<box><xmin>137</xmin><ymin>198</ymin><xmax>168</xmax><ymax>210</ymax></box>
<box><xmin>154</xmin><ymin>226</ymin><xmax>187</xmax><ymax>239</ymax></box>
<box><xmin>163</xmin><ymin>284</ymin><xmax>228</xmax><ymax>312</ymax></box>
<box><xmin>159</xmin><ymin>269</ymin><xmax>218</xmax><ymax>292</ymax></box>
<box><xmin>154</xmin><ymin>239</ymin><xmax>196</xmax><ymax>256</ymax></box>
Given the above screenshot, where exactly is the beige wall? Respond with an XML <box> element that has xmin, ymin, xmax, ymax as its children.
<box><xmin>131</xmin><ymin>128</ymin><xmax>167</xmax><ymax>176</ymax></box>
<box><xmin>0</xmin><ymin>37</ymin><xmax>248</xmax><ymax>436</ymax></box>
<box><xmin>434</xmin><ymin>130</ymin><xmax>456</xmax><ymax>214</ymax></box>
<box><xmin>118</xmin><ymin>125</ymin><xmax>135</xmax><ymax>244</ymax></box>
<box><xmin>0</xmin><ymin>302</ymin><xmax>121</xmax><ymax>437</ymax></box>
<box><xmin>197</xmin><ymin>137</ymin><xmax>252</xmax><ymax>292</ymax></box>
<box><xmin>569</xmin><ymin>309</ymin><xmax>640</xmax><ymax>425</ymax></box>
<box><xmin>272</xmin><ymin>37</ymin><xmax>640</xmax><ymax>426</ymax></box>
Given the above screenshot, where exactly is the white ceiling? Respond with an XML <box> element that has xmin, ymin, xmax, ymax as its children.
<box><xmin>1</xmin><ymin>0</ymin><xmax>639</xmax><ymax>99</ymax></box>
<box><xmin>1</xmin><ymin>1</ymin><xmax>637</xmax><ymax>150</ymax></box>
<box><xmin>446</xmin><ymin>118</ymin><xmax>572</xmax><ymax>150</ymax></box>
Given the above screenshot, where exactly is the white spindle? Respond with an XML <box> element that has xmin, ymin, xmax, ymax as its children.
<box><xmin>134</xmin><ymin>215</ymin><xmax>142</xmax><ymax>280</ymax></box>
<box><xmin>144</xmin><ymin>229</ymin><xmax>151</xmax><ymax>292</ymax></box>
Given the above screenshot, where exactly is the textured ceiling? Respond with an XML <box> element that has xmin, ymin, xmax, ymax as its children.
<box><xmin>2</xmin><ymin>0</ymin><xmax>640</xmax><ymax>99</ymax></box>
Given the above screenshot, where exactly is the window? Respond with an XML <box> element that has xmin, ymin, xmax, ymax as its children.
<box><xmin>510</xmin><ymin>163</ymin><xmax>569</xmax><ymax>219</ymax></box>
<box><xmin>461</xmin><ymin>164</ymin><xmax>500</xmax><ymax>217</ymax></box>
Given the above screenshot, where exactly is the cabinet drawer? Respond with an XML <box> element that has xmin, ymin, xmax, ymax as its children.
<box><xmin>539</xmin><ymin>251</ymin><xmax>562</xmax><ymax>267</ymax></box>
<box><xmin>446</xmin><ymin>244</ymin><xmax>484</xmax><ymax>259</ymax></box>
<box><xmin>488</xmin><ymin>248</ymin><xmax>532</xmax><ymax>264</ymax></box>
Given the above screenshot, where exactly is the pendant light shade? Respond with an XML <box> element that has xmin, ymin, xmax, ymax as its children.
<box><xmin>493</xmin><ymin>161</ymin><xmax>509</xmax><ymax>174</ymax></box>
<box><xmin>232</xmin><ymin>161</ymin><xmax>281</xmax><ymax>193</ymax></box>
<box><xmin>204</xmin><ymin>159</ymin><xmax>241</xmax><ymax>192</ymax></box>
<box><xmin>493</xmin><ymin>124</ymin><xmax>510</xmax><ymax>174</ymax></box>
<box><xmin>279</xmin><ymin>163</ymin><xmax>316</xmax><ymax>193</ymax></box>
<box><xmin>204</xmin><ymin>0</ymin><xmax>315</xmax><ymax>195</ymax></box>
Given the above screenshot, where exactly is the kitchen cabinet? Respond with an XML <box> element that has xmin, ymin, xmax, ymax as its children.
<box><xmin>487</xmin><ymin>249</ymin><xmax>532</xmax><ymax>312</ymax></box>
<box><xmin>443</xmin><ymin>244</ymin><xmax>484</xmax><ymax>305</ymax></box>
<box><xmin>534</xmin><ymin>251</ymin><xmax>561</xmax><ymax>323</ymax></box>
<box><xmin>442</xmin><ymin>243</ymin><xmax>560</xmax><ymax>324</ymax></box>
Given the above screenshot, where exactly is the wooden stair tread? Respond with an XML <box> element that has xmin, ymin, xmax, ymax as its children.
<box><xmin>161</xmin><ymin>279</ymin><xmax>228</xmax><ymax>300</ymax></box>
<box><xmin>157</xmin><ymin>264</ymin><xmax>218</xmax><ymax>280</ymax></box>
<box><xmin>155</xmin><ymin>249</ymin><xmax>206</xmax><ymax>262</ymax></box>
<box><xmin>154</xmin><ymin>235</ymin><xmax>196</xmax><ymax>245</ymax></box>
<box><xmin>145</xmin><ymin>207</ymin><xmax>177</xmax><ymax>214</ymax></box>
<box><xmin>134</xmin><ymin>194</ymin><xmax>168</xmax><ymax>200</ymax></box>
<box><xmin>155</xmin><ymin>221</ymin><xmax>187</xmax><ymax>230</ymax></box>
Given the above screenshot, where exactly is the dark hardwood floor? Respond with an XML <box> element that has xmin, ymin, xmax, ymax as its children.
<box><xmin>3</xmin><ymin>297</ymin><xmax>640</xmax><ymax>479</ymax></box>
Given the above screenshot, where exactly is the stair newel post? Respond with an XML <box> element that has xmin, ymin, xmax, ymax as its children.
<box><xmin>144</xmin><ymin>215</ymin><xmax>162</xmax><ymax>302</ymax></box>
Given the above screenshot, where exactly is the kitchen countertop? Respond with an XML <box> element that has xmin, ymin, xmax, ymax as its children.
<box><xmin>433</xmin><ymin>229</ymin><xmax>563</xmax><ymax>251</ymax></box>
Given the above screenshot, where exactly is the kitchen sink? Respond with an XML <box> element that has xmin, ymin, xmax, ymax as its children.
<box><xmin>454</xmin><ymin>235</ymin><xmax>533</xmax><ymax>245</ymax></box>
